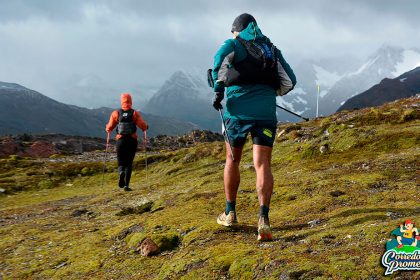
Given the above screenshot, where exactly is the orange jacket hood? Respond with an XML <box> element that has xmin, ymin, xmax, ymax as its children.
<box><xmin>121</xmin><ymin>93</ymin><xmax>132</xmax><ymax>110</ymax></box>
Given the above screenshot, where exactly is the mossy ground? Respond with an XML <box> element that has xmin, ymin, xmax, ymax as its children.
<box><xmin>0</xmin><ymin>98</ymin><xmax>419</xmax><ymax>279</ymax></box>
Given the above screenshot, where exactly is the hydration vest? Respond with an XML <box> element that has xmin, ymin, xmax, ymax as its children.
<box><xmin>225</xmin><ymin>37</ymin><xmax>280</xmax><ymax>89</ymax></box>
<box><xmin>116</xmin><ymin>109</ymin><xmax>137</xmax><ymax>135</ymax></box>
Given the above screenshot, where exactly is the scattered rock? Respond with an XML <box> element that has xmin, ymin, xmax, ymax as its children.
<box><xmin>116</xmin><ymin>224</ymin><xmax>144</xmax><ymax>241</ymax></box>
<box><xmin>54</xmin><ymin>261</ymin><xmax>67</xmax><ymax>269</ymax></box>
<box><xmin>25</xmin><ymin>141</ymin><xmax>56</xmax><ymax>158</ymax></box>
<box><xmin>321</xmin><ymin>234</ymin><xmax>336</xmax><ymax>244</ymax></box>
<box><xmin>116</xmin><ymin>201</ymin><xmax>153</xmax><ymax>216</ymax></box>
<box><xmin>361</xmin><ymin>163</ymin><xmax>370</xmax><ymax>170</ymax></box>
<box><xmin>136</xmin><ymin>238</ymin><xmax>160</xmax><ymax>256</ymax></box>
<box><xmin>0</xmin><ymin>188</ymin><xmax>6</xmax><ymax>193</ymax></box>
<box><xmin>307</xmin><ymin>219</ymin><xmax>322</xmax><ymax>228</ymax></box>
<box><xmin>287</xmin><ymin>269</ymin><xmax>310</xmax><ymax>279</ymax></box>
<box><xmin>319</xmin><ymin>144</ymin><xmax>329</xmax><ymax>154</ymax></box>
<box><xmin>181</xmin><ymin>153</ymin><xmax>196</xmax><ymax>163</ymax></box>
<box><xmin>279</xmin><ymin>271</ymin><xmax>290</xmax><ymax>280</ymax></box>
<box><xmin>329</xmin><ymin>190</ymin><xmax>345</xmax><ymax>197</ymax></box>
<box><xmin>277</xmin><ymin>129</ymin><xmax>286</xmax><ymax>137</ymax></box>
<box><xmin>386</xmin><ymin>212</ymin><xmax>403</xmax><ymax>219</ymax></box>
<box><xmin>149</xmin><ymin>130</ymin><xmax>224</xmax><ymax>150</ymax></box>
<box><xmin>0</xmin><ymin>138</ymin><xmax>20</xmax><ymax>157</ymax></box>
<box><xmin>368</xmin><ymin>181</ymin><xmax>388</xmax><ymax>191</ymax></box>
<box><xmin>239</xmin><ymin>189</ymin><xmax>254</xmax><ymax>194</ymax></box>
<box><xmin>71</xmin><ymin>209</ymin><xmax>88</xmax><ymax>217</ymax></box>
<box><xmin>243</xmin><ymin>164</ymin><xmax>254</xmax><ymax>170</ymax></box>
<box><xmin>180</xmin><ymin>227</ymin><xmax>196</xmax><ymax>237</ymax></box>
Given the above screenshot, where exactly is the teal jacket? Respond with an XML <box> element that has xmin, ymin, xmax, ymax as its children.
<box><xmin>212</xmin><ymin>23</ymin><xmax>296</xmax><ymax>121</ymax></box>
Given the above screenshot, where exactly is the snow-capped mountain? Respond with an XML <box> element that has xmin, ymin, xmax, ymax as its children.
<box><xmin>277</xmin><ymin>55</ymin><xmax>361</xmax><ymax>121</ymax></box>
<box><xmin>338</xmin><ymin>66</ymin><xmax>420</xmax><ymax>111</ymax></box>
<box><xmin>282</xmin><ymin>45</ymin><xmax>420</xmax><ymax>120</ymax></box>
<box><xmin>145</xmin><ymin>70</ymin><xmax>220</xmax><ymax>131</ymax></box>
<box><xmin>322</xmin><ymin>45</ymin><xmax>420</xmax><ymax>115</ymax></box>
<box><xmin>145</xmin><ymin>45</ymin><xmax>420</xmax><ymax>125</ymax></box>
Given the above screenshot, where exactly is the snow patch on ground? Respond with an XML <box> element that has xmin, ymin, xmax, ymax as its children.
<box><xmin>400</xmin><ymin>78</ymin><xmax>407</xmax><ymax>82</ymax></box>
<box><xmin>392</xmin><ymin>49</ymin><xmax>420</xmax><ymax>77</ymax></box>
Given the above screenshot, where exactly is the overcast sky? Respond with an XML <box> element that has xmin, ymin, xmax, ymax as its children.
<box><xmin>0</xmin><ymin>0</ymin><xmax>419</xmax><ymax>101</ymax></box>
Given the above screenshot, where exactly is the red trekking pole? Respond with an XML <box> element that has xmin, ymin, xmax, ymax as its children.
<box><xmin>101</xmin><ymin>132</ymin><xmax>110</xmax><ymax>187</ymax></box>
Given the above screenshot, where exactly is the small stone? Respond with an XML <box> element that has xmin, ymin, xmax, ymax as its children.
<box><xmin>55</xmin><ymin>262</ymin><xmax>67</xmax><ymax>269</ymax></box>
<box><xmin>137</xmin><ymin>238</ymin><xmax>160</xmax><ymax>256</ymax></box>
<box><xmin>277</xmin><ymin>129</ymin><xmax>286</xmax><ymax>137</ymax></box>
<box><xmin>0</xmin><ymin>188</ymin><xmax>6</xmax><ymax>193</ymax></box>
<box><xmin>116</xmin><ymin>224</ymin><xmax>144</xmax><ymax>241</ymax></box>
<box><xmin>361</xmin><ymin>163</ymin><xmax>370</xmax><ymax>170</ymax></box>
<box><xmin>319</xmin><ymin>144</ymin><xmax>329</xmax><ymax>154</ymax></box>
<box><xmin>329</xmin><ymin>190</ymin><xmax>345</xmax><ymax>197</ymax></box>
<box><xmin>71</xmin><ymin>209</ymin><xmax>88</xmax><ymax>217</ymax></box>
<box><xmin>181</xmin><ymin>153</ymin><xmax>196</xmax><ymax>163</ymax></box>
<box><xmin>308</xmin><ymin>219</ymin><xmax>321</xmax><ymax>228</ymax></box>
<box><xmin>243</xmin><ymin>164</ymin><xmax>254</xmax><ymax>170</ymax></box>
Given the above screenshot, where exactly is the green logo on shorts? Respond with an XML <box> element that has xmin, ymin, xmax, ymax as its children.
<box><xmin>263</xmin><ymin>128</ymin><xmax>273</xmax><ymax>138</ymax></box>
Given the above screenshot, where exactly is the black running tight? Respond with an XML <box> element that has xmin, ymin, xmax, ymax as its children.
<box><xmin>116</xmin><ymin>137</ymin><xmax>138</xmax><ymax>187</ymax></box>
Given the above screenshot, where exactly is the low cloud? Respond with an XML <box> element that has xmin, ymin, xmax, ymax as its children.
<box><xmin>0</xmin><ymin>0</ymin><xmax>418</xmax><ymax>103</ymax></box>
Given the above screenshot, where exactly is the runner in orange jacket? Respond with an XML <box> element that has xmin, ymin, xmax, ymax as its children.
<box><xmin>106</xmin><ymin>93</ymin><xmax>148</xmax><ymax>191</ymax></box>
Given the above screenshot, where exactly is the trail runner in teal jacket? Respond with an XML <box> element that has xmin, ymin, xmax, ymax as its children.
<box><xmin>211</xmin><ymin>13</ymin><xmax>296</xmax><ymax>241</ymax></box>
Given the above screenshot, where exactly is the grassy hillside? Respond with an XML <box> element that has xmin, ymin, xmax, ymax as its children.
<box><xmin>0</xmin><ymin>97</ymin><xmax>419</xmax><ymax>279</ymax></box>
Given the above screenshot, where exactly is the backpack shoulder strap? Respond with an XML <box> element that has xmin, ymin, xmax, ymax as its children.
<box><xmin>127</xmin><ymin>109</ymin><xmax>134</xmax><ymax>120</ymax></box>
<box><xmin>118</xmin><ymin>109</ymin><xmax>124</xmax><ymax>122</ymax></box>
<box><xmin>235</xmin><ymin>37</ymin><xmax>265</xmax><ymax>59</ymax></box>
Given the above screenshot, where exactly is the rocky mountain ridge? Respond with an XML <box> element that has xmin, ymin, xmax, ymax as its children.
<box><xmin>145</xmin><ymin>70</ymin><xmax>220</xmax><ymax>131</ymax></box>
<box><xmin>338</xmin><ymin>67</ymin><xmax>420</xmax><ymax>111</ymax></box>
<box><xmin>0</xmin><ymin>130</ymin><xmax>224</xmax><ymax>159</ymax></box>
<box><xmin>0</xmin><ymin>81</ymin><xmax>197</xmax><ymax>138</ymax></box>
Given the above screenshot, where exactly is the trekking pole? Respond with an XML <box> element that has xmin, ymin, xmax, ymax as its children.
<box><xmin>276</xmin><ymin>104</ymin><xmax>309</xmax><ymax>121</ymax></box>
<box><xmin>101</xmin><ymin>132</ymin><xmax>110</xmax><ymax>187</ymax></box>
<box><xmin>219</xmin><ymin>109</ymin><xmax>235</xmax><ymax>162</ymax></box>
<box><xmin>143</xmin><ymin>130</ymin><xmax>148</xmax><ymax>181</ymax></box>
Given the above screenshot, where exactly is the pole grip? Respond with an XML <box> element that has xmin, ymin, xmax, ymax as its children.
<box><xmin>143</xmin><ymin>130</ymin><xmax>147</xmax><ymax>150</ymax></box>
<box><xmin>106</xmin><ymin>132</ymin><xmax>110</xmax><ymax>151</ymax></box>
<box><xmin>207</xmin><ymin>69</ymin><xmax>214</xmax><ymax>88</ymax></box>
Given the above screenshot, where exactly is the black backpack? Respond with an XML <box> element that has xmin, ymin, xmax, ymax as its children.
<box><xmin>116</xmin><ymin>109</ymin><xmax>137</xmax><ymax>135</ymax></box>
<box><xmin>225</xmin><ymin>37</ymin><xmax>279</xmax><ymax>89</ymax></box>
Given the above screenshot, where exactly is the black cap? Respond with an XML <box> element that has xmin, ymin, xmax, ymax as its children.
<box><xmin>231</xmin><ymin>13</ymin><xmax>257</xmax><ymax>33</ymax></box>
